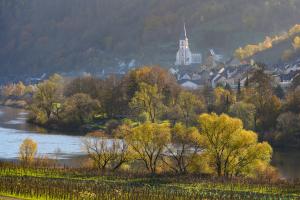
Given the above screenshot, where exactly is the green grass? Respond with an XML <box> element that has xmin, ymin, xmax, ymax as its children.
<box><xmin>0</xmin><ymin>192</ymin><xmax>37</xmax><ymax>200</ymax></box>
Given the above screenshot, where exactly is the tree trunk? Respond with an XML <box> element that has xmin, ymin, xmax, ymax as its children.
<box><xmin>216</xmin><ymin>158</ymin><xmax>222</xmax><ymax>177</ymax></box>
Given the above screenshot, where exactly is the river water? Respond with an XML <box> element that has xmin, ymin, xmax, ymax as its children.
<box><xmin>0</xmin><ymin>106</ymin><xmax>83</xmax><ymax>160</ymax></box>
<box><xmin>0</xmin><ymin>106</ymin><xmax>299</xmax><ymax>179</ymax></box>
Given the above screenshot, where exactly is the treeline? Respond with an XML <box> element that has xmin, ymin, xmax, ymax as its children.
<box><xmin>0</xmin><ymin>65</ymin><xmax>296</xmax><ymax>149</ymax></box>
<box><xmin>27</xmin><ymin>67</ymin><xmax>183</xmax><ymax>130</ymax></box>
<box><xmin>19</xmin><ymin>113</ymin><xmax>274</xmax><ymax>179</ymax></box>
<box><xmin>1</xmin><ymin>64</ymin><xmax>300</xmax><ymax>147</ymax></box>
<box><xmin>0</xmin><ymin>81</ymin><xmax>34</xmax><ymax>107</ymax></box>
<box><xmin>6</xmin><ymin>64</ymin><xmax>300</xmax><ymax>179</ymax></box>
<box><xmin>2</xmin><ymin>0</ymin><xmax>300</xmax><ymax>74</ymax></box>
<box><xmin>1</xmin><ymin>65</ymin><xmax>300</xmax><ymax>148</ymax></box>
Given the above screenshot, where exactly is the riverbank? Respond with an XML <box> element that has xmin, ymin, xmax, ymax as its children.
<box><xmin>0</xmin><ymin>98</ymin><xmax>27</xmax><ymax>109</ymax></box>
<box><xmin>0</xmin><ymin>103</ymin><xmax>114</xmax><ymax>135</ymax></box>
<box><xmin>0</xmin><ymin>97</ymin><xmax>105</xmax><ymax>135</ymax></box>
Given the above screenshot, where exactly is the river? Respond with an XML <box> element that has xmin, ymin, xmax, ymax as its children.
<box><xmin>0</xmin><ymin>106</ymin><xmax>83</xmax><ymax>160</ymax></box>
<box><xmin>0</xmin><ymin>106</ymin><xmax>299</xmax><ymax>179</ymax></box>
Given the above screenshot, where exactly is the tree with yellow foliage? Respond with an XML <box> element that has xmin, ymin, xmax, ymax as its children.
<box><xmin>197</xmin><ymin>113</ymin><xmax>272</xmax><ymax>177</ymax></box>
<box><xmin>213</xmin><ymin>87</ymin><xmax>236</xmax><ymax>114</ymax></box>
<box><xmin>123</xmin><ymin>121</ymin><xmax>171</xmax><ymax>174</ymax></box>
<box><xmin>163</xmin><ymin>123</ymin><xmax>202</xmax><ymax>173</ymax></box>
<box><xmin>1</xmin><ymin>82</ymin><xmax>26</xmax><ymax>98</ymax></box>
<box><xmin>14</xmin><ymin>82</ymin><xmax>26</xmax><ymax>96</ymax></box>
<box><xmin>177</xmin><ymin>91</ymin><xmax>205</xmax><ymax>126</ymax></box>
<box><xmin>288</xmin><ymin>24</ymin><xmax>300</xmax><ymax>36</ymax></box>
<box><xmin>32</xmin><ymin>74</ymin><xmax>64</xmax><ymax>120</ymax></box>
<box><xmin>19</xmin><ymin>138</ymin><xmax>38</xmax><ymax>165</ymax></box>
<box><xmin>124</xmin><ymin>66</ymin><xmax>178</xmax><ymax>100</ymax></box>
<box><xmin>130</xmin><ymin>83</ymin><xmax>163</xmax><ymax>123</ymax></box>
<box><xmin>293</xmin><ymin>36</ymin><xmax>300</xmax><ymax>50</ymax></box>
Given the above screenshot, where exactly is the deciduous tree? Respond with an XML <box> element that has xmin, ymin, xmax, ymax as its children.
<box><xmin>212</xmin><ymin>87</ymin><xmax>236</xmax><ymax>114</ymax></box>
<box><xmin>285</xmin><ymin>88</ymin><xmax>300</xmax><ymax>113</ymax></box>
<box><xmin>130</xmin><ymin>83</ymin><xmax>163</xmax><ymax>123</ymax></box>
<box><xmin>229</xmin><ymin>102</ymin><xmax>256</xmax><ymax>130</ymax></box>
<box><xmin>163</xmin><ymin>123</ymin><xmax>202</xmax><ymax>173</ymax></box>
<box><xmin>123</xmin><ymin>121</ymin><xmax>171</xmax><ymax>174</ymax></box>
<box><xmin>82</xmin><ymin>134</ymin><xmax>129</xmax><ymax>172</ymax></box>
<box><xmin>177</xmin><ymin>91</ymin><xmax>205</xmax><ymax>126</ymax></box>
<box><xmin>62</xmin><ymin>93</ymin><xmax>101</xmax><ymax>125</ymax></box>
<box><xmin>32</xmin><ymin>74</ymin><xmax>64</xmax><ymax>120</ymax></box>
<box><xmin>246</xmin><ymin>66</ymin><xmax>281</xmax><ymax>131</ymax></box>
<box><xmin>197</xmin><ymin>113</ymin><xmax>272</xmax><ymax>177</ymax></box>
<box><xmin>19</xmin><ymin>138</ymin><xmax>38</xmax><ymax>165</ymax></box>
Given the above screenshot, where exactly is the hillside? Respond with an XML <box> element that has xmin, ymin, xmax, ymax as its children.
<box><xmin>1</xmin><ymin>0</ymin><xmax>300</xmax><ymax>76</ymax></box>
<box><xmin>251</xmin><ymin>34</ymin><xmax>300</xmax><ymax>65</ymax></box>
<box><xmin>235</xmin><ymin>24</ymin><xmax>300</xmax><ymax>65</ymax></box>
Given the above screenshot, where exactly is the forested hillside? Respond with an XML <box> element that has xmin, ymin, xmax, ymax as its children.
<box><xmin>235</xmin><ymin>24</ymin><xmax>300</xmax><ymax>64</ymax></box>
<box><xmin>1</xmin><ymin>0</ymin><xmax>300</xmax><ymax>75</ymax></box>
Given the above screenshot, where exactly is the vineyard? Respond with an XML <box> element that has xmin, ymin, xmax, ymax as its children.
<box><xmin>0</xmin><ymin>164</ymin><xmax>299</xmax><ymax>200</ymax></box>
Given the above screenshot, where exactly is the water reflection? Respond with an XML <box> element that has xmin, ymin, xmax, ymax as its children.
<box><xmin>272</xmin><ymin>149</ymin><xmax>300</xmax><ymax>180</ymax></box>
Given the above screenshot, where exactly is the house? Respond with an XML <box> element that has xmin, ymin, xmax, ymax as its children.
<box><xmin>180</xmin><ymin>80</ymin><xmax>200</xmax><ymax>90</ymax></box>
<box><xmin>278</xmin><ymin>70</ymin><xmax>300</xmax><ymax>88</ymax></box>
<box><xmin>210</xmin><ymin>65</ymin><xmax>252</xmax><ymax>89</ymax></box>
<box><xmin>191</xmin><ymin>73</ymin><xmax>202</xmax><ymax>81</ymax></box>
<box><xmin>284</xmin><ymin>64</ymin><xmax>300</xmax><ymax>74</ymax></box>
<box><xmin>179</xmin><ymin>73</ymin><xmax>192</xmax><ymax>80</ymax></box>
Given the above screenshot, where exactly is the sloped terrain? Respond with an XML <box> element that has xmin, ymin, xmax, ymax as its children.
<box><xmin>1</xmin><ymin>0</ymin><xmax>300</xmax><ymax>75</ymax></box>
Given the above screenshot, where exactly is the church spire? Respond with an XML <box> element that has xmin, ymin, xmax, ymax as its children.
<box><xmin>184</xmin><ymin>22</ymin><xmax>187</xmax><ymax>39</ymax></box>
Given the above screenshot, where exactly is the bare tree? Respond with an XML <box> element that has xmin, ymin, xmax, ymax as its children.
<box><xmin>82</xmin><ymin>136</ymin><xmax>130</xmax><ymax>172</ymax></box>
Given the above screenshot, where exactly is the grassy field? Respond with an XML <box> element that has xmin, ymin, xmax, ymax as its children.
<box><xmin>0</xmin><ymin>164</ymin><xmax>299</xmax><ymax>200</ymax></box>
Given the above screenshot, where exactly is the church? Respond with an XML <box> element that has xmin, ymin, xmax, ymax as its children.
<box><xmin>175</xmin><ymin>24</ymin><xmax>202</xmax><ymax>66</ymax></box>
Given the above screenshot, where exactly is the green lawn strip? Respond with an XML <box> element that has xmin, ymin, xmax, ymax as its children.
<box><xmin>0</xmin><ymin>192</ymin><xmax>40</xmax><ymax>200</ymax></box>
<box><xmin>0</xmin><ymin>168</ymin><xmax>92</xmax><ymax>180</ymax></box>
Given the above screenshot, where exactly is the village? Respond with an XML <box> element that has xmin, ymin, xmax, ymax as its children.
<box><xmin>77</xmin><ymin>24</ymin><xmax>300</xmax><ymax>91</ymax></box>
<box><xmin>1</xmin><ymin>24</ymin><xmax>300</xmax><ymax>92</ymax></box>
<box><xmin>169</xmin><ymin>24</ymin><xmax>300</xmax><ymax>91</ymax></box>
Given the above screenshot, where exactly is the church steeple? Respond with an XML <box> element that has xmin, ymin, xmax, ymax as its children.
<box><xmin>180</xmin><ymin>22</ymin><xmax>188</xmax><ymax>41</ymax></box>
<box><xmin>179</xmin><ymin>23</ymin><xmax>189</xmax><ymax>50</ymax></box>
<box><xmin>175</xmin><ymin>22</ymin><xmax>202</xmax><ymax>66</ymax></box>
<box><xmin>184</xmin><ymin>22</ymin><xmax>187</xmax><ymax>39</ymax></box>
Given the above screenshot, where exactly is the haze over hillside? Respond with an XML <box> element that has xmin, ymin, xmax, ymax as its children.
<box><xmin>1</xmin><ymin>0</ymin><xmax>300</xmax><ymax>76</ymax></box>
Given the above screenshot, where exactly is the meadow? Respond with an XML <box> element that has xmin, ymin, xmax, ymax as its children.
<box><xmin>0</xmin><ymin>163</ymin><xmax>299</xmax><ymax>200</ymax></box>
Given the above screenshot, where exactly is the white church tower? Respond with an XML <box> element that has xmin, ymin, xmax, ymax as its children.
<box><xmin>175</xmin><ymin>23</ymin><xmax>202</xmax><ymax>66</ymax></box>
